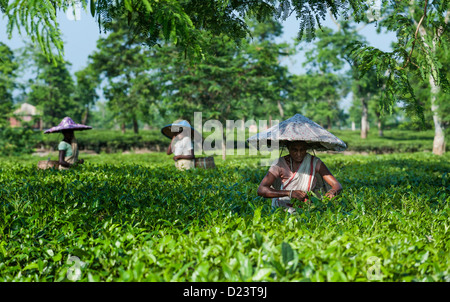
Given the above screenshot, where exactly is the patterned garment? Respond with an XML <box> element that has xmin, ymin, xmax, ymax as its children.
<box><xmin>269</xmin><ymin>153</ymin><xmax>319</xmax><ymax>212</ymax></box>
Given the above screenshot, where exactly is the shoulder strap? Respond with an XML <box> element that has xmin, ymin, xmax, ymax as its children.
<box><xmin>306</xmin><ymin>155</ymin><xmax>314</xmax><ymax>191</ymax></box>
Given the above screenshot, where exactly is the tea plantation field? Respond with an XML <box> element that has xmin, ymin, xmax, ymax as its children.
<box><xmin>0</xmin><ymin>151</ymin><xmax>449</xmax><ymax>282</ymax></box>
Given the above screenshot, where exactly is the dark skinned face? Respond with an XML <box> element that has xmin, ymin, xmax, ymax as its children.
<box><xmin>62</xmin><ymin>130</ymin><xmax>74</xmax><ymax>141</ymax></box>
<box><xmin>287</xmin><ymin>142</ymin><xmax>308</xmax><ymax>163</ymax></box>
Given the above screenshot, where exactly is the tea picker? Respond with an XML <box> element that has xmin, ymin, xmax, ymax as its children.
<box><xmin>248</xmin><ymin>113</ymin><xmax>347</xmax><ymax>214</ymax></box>
<box><xmin>161</xmin><ymin>120</ymin><xmax>215</xmax><ymax>170</ymax></box>
<box><xmin>37</xmin><ymin>117</ymin><xmax>92</xmax><ymax>170</ymax></box>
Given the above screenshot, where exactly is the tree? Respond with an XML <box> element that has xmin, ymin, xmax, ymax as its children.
<box><xmin>300</xmin><ymin>23</ymin><xmax>376</xmax><ymax>138</ymax></box>
<box><xmin>407</xmin><ymin>1</ymin><xmax>448</xmax><ymax>154</ymax></box>
<box><xmin>348</xmin><ymin>97</ymin><xmax>362</xmax><ymax>131</ymax></box>
<box><xmin>154</xmin><ymin>35</ymin><xmax>244</xmax><ymax>122</ymax></box>
<box><xmin>1</xmin><ymin>1</ymin><xmax>359</xmax><ymax>61</ymax></box>
<box><xmin>398</xmin><ymin>25</ymin><xmax>449</xmax><ymax>146</ymax></box>
<box><xmin>287</xmin><ymin>73</ymin><xmax>342</xmax><ymax>130</ymax></box>
<box><xmin>242</xmin><ymin>18</ymin><xmax>292</xmax><ymax>123</ymax></box>
<box><xmin>88</xmin><ymin>19</ymin><xmax>158</xmax><ymax>134</ymax></box>
<box><xmin>0</xmin><ymin>42</ymin><xmax>18</xmax><ymax>126</ymax></box>
<box><xmin>150</xmin><ymin>19</ymin><xmax>291</xmax><ymax>159</ymax></box>
<box><xmin>353</xmin><ymin>64</ymin><xmax>388</xmax><ymax>138</ymax></box>
<box><xmin>356</xmin><ymin>0</ymin><xmax>449</xmax><ymax>153</ymax></box>
<box><xmin>25</xmin><ymin>47</ymin><xmax>77</xmax><ymax>128</ymax></box>
<box><xmin>154</xmin><ymin>32</ymin><xmax>250</xmax><ymax>161</ymax></box>
<box><xmin>73</xmin><ymin>65</ymin><xmax>100</xmax><ymax>125</ymax></box>
<box><xmin>154</xmin><ymin>18</ymin><xmax>292</xmax><ymax>121</ymax></box>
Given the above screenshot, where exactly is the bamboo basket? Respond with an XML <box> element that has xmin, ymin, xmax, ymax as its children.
<box><xmin>37</xmin><ymin>159</ymin><xmax>60</xmax><ymax>170</ymax></box>
<box><xmin>194</xmin><ymin>156</ymin><xmax>216</xmax><ymax>169</ymax></box>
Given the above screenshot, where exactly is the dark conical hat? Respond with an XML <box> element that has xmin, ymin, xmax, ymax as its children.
<box><xmin>247</xmin><ymin>114</ymin><xmax>347</xmax><ymax>151</ymax></box>
<box><xmin>161</xmin><ymin>120</ymin><xmax>202</xmax><ymax>140</ymax></box>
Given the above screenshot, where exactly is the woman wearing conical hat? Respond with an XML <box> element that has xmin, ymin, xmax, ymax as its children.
<box><xmin>250</xmin><ymin>114</ymin><xmax>346</xmax><ymax>213</ymax></box>
<box><xmin>44</xmin><ymin>117</ymin><xmax>92</xmax><ymax>170</ymax></box>
<box><xmin>257</xmin><ymin>140</ymin><xmax>342</xmax><ymax>214</ymax></box>
<box><xmin>161</xmin><ymin>120</ymin><xmax>198</xmax><ymax>170</ymax></box>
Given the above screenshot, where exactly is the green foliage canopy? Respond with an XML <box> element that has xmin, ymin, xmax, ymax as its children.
<box><xmin>88</xmin><ymin>19</ymin><xmax>159</xmax><ymax>133</ymax></box>
<box><xmin>2</xmin><ymin>0</ymin><xmax>447</xmax><ymax>114</ymax></box>
<box><xmin>0</xmin><ymin>42</ymin><xmax>18</xmax><ymax>126</ymax></box>
<box><xmin>25</xmin><ymin>48</ymin><xmax>78</xmax><ymax>128</ymax></box>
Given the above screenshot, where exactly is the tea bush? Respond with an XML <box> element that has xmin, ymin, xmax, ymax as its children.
<box><xmin>35</xmin><ymin>129</ymin><xmax>438</xmax><ymax>154</ymax></box>
<box><xmin>0</xmin><ymin>152</ymin><xmax>448</xmax><ymax>281</ymax></box>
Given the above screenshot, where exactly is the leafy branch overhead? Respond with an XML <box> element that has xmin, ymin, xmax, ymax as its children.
<box><xmin>1</xmin><ymin>0</ymin><xmax>448</xmax><ymax>115</ymax></box>
<box><xmin>0</xmin><ymin>1</ymin><xmax>382</xmax><ymax>60</ymax></box>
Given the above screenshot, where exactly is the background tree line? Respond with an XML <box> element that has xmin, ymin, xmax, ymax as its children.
<box><xmin>0</xmin><ymin>1</ymin><xmax>448</xmax><ymax>155</ymax></box>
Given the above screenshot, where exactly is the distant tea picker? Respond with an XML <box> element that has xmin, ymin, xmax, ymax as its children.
<box><xmin>161</xmin><ymin>120</ymin><xmax>215</xmax><ymax>170</ymax></box>
<box><xmin>37</xmin><ymin>117</ymin><xmax>92</xmax><ymax>170</ymax></box>
<box><xmin>248</xmin><ymin>114</ymin><xmax>347</xmax><ymax>214</ymax></box>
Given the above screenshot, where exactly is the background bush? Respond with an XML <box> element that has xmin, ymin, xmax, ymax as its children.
<box><xmin>36</xmin><ymin>129</ymin><xmax>438</xmax><ymax>154</ymax></box>
<box><xmin>0</xmin><ymin>125</ymin><xmax>42</xmax><ymax>156</ymax></box>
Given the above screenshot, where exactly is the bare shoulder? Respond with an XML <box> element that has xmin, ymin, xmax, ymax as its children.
<box><xmin>313</xmin><ymin>156</ymin><xmax>323</xmax><ymax>173</ymax></box>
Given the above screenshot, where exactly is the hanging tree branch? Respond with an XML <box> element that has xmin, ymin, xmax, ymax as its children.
<box><xmin>402</xmin><ymin>0</ymin><xmax>429</xmax><ymax>69</ymax></box>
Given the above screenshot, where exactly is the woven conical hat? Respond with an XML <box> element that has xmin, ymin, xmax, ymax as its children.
<box><xmin>247</xmin><ymin>114</ymin><xmax>347</xmax><ymax>151</ymax></box>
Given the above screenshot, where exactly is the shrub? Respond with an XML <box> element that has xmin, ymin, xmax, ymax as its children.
<box><xmin>0</xmin><ymin>125</ymin><xmax>42</xmax><ymax>156</ymax></box>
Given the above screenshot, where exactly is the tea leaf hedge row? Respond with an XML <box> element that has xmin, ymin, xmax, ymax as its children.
<box><xmin>0</xmin><ymin>152</ymin><xmax>448</xmax><ymax>281</ymax></box>
<box><xmin>7</xmin><ymin>128</ymin><xmax>439</xmax><ymax>155</ymax></box>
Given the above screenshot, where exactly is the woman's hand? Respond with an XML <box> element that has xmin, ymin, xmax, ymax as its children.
<box><xmin>319</xmin><ymin>161</ymin><xmax>343</xmax><ymax>200</ymax></box>
<box><xmin>291</xmin><ymin>190</ymin><xmax>307</xmax><ymax>201</ymax></box>
<box><xmin>324</xmin><ymin>189</ymin><xmax>338</xmax><ymax>199</ymax></box>
<box><xmin>286</xmin><ymin>190</ymin><xmax>308</xmax><ymax>208</ymax></box>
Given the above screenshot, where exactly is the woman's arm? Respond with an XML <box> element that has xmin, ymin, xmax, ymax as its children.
<box><xmin>257</xmin><ymin>171</ymin><xmax>307</xmax><ymax>201</ymax></box>
<box><xmin>167</xmin><ymin>138</ymin><xmax>174</xmax><ymax>155</ymax></box>
<box><xmin>258</xmin><ymin>170</ymin><xmax>309</xmax><ymax>203</ymax></box>
<box><xmin>173</xmin><ymin>148</ymin><xmax>195</xmax><ymax>161</ymax></box>
<box><xmin>257</xmin><ymin>172</ymin><xmax>290</xmax><ymax>198</ymax></box>
<box><xmin>58</xmin><ymin>150</ymin><xmax>72</xmax><ymax>168</ymax></box>
<box><xmin>318</xmin><ymin>161</ymin><xmax>343</xmax><ymax>199</ymax></box>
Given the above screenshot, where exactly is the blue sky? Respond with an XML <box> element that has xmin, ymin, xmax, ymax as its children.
<box><xmin>0</xmin><ymin>7</ymin><xmax>396</xmax><ymax>110</ymax></box>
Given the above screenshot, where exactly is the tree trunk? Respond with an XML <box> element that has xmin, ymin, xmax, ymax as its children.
<box><xmin>327</xmin><ymin>116</ymin><xmax>332</xmax><ymax>130</ymax></box>
<box><xmin>361</xmin><ymin>98</ymin><xmax>368</xmax><ymax>139</ymax></box>
<box><xmin>277</xmin><ymin>100</ymin><xmax>284</xmax><ymax>118</ymax></box>
<box><xmin>430</xmin><ymin>78</ymin><xmax>445</xmax><ymax>155</ymax></box>
<box><xmin>82</xmin><ymin>106</ymin><xmax>89</xmax><ymax>125</ymax></box>
<box><xmin>414</xmin><ymin>3</ymin><xmax>447</xmax><ymax>154</ymax></box>
<box><xmin>351</xmin><ymin>121</ymin><xmax>356</xmax><ymax>131</ymax></box>
<box><xmin>133</xmin><ymin>117</ymin><xmax>139</xmax><ymax>134</ymax></box>
<box><xmin>375</xmin><ymin>111</ymin><xmax>383</xmax><ymax>137</ymax></box>
<box><xmin>377</xmin><ymin>120</ymin><xmax>383</xmax><ymax>137</ymax></box>
<box><xmin>121</xmin><ymin>122</ymin><xmax>126</xmax><ymax>134</ymax></box>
